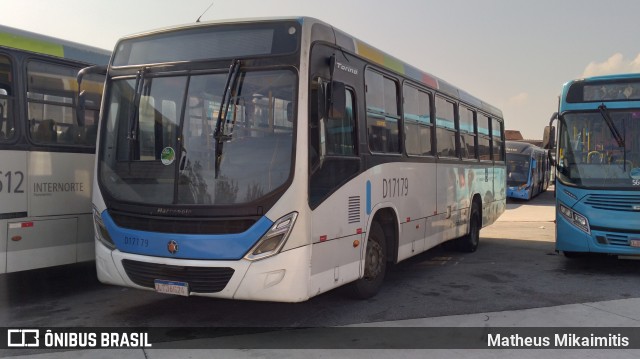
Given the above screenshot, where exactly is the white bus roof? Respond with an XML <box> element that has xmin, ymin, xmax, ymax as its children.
<box><xmin>117</xmin><ymin>16</ymin><xmax>502</xmax><ymax>118</ymax></box>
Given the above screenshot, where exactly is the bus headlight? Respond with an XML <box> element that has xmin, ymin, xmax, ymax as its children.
<box><xmin>559</xmin><ymin>203</ymin><xmax>590</xmax><ymax>234</ymax></box>
<box><xmin>245</xmin><ymin>212</ymin><xmax>298</xmax><ymax>261</ymax></box>
<box><xmin>93</xmin><ymin>208</ymin><xmax>116</xmax><ymax>250</ymax></box>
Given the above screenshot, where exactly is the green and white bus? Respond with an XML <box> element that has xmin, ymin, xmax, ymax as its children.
<box><xmin>89</xmin><ymin>17</ymin><xmax>505</xmax><ymax>301</ymax></box>
<box><xmin>0</xmin><ymin>25</ymin><xmax>110</xmax><ymax>273</ymax></box>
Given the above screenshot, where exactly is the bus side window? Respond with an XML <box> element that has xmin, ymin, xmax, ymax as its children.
<box><xmin>403</xmin><ymin>84</ymin><xmax>432</xmax><ymax>157</ymax></box>
<box><xmin>477</xmin><ymin>114</ymin><xmax>491</xmax><ymax>160</ymax></box>
<box><xmin>26</xmin><ymin>60</ymin><xmax>104</xmax><ymax>147</ymax></box>
<box><xmin>435</xmin><ymin>96</ymin><xmax>457</xmax><ymax>158</ymax></box>
<box><xmin>0</xmin><ymin>54</ymin><xmax>15</xmax><ymax>142</ymax></box>
<box><xmin>325</xmin><ymin>89</ymin><xmax>356</xmax><ymax>156</ymax></box>
<box><xmin>492</xmin><ymin>118</ymin><xmax>504</xmax><ymax>161</ymax></box>
<box><xmin>365</xmin><ymin>69</ymin><xmax>400</xmax><ymax>154</ymax></box>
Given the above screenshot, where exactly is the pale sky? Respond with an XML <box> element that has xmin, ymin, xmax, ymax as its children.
<box><xmin>2</xmin><ymin>0</ymin><xmax>640</xmax><ymax>139</ymax></box>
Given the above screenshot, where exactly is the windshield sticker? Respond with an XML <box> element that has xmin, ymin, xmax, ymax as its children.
<box><xmin>631</xmin><ymin>168</ymin><xmax>640</xmax><ymax>180</ymax></box>
<box><xmin>161</xmin><ymin>147</ymin><xmax>176</xmax><ymax>166</ymax></box>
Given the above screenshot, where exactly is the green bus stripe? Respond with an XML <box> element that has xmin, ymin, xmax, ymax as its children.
<box><xmin>0</xmin><ymin>32</ymin><xmax>64</xmax><ymax>57</ymax></box>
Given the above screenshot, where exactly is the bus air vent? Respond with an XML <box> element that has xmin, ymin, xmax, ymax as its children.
<box><xmin>583</xmin><ymin>194</ymin><xmax>640</xmax><ymax>212</ymax></box>
<box><xmin>348</xmin><ymin>196</ymin><xmax>361</xmax><ymax>224</ymax></box>
<box><xmin>605</xmin><ymin>233</ymin><xmax>630</xmax><ymax>247</ymax></box>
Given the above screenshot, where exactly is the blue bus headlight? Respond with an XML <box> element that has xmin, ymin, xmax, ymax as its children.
<box><xmin>245</xmin><ymin>212</ymin><xmax>298</xmax><ymax>261</ymax></box>
<box><xmin>559</xmin><ymin>203</ymin><xmax>590</xmax><ymax>234</ymax></box>
<box><xmin>93</xmin><ymin>208</ymin><xmax>116</xmax><ymax>250</ymax></box>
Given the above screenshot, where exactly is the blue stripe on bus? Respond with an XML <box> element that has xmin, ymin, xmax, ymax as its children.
<box><xmin>366</xmin><ymin>180</ymin><xmax>372</xmax><ymax>215</ymax></box>
<box><xmin>101</xmin><ymin>210</ymin><xmax>272</xmax><ymax>260</ymax></box>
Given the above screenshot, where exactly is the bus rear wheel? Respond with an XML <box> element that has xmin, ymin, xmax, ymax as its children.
<box><xmin>456</xmin><ymin>204</ymin><xmax>480</xmax><ymax>253</ymax></box>
<box><xmin>347</xmin><ymin>221</ymin><xmax>387</xmax><ymax>299</ymax></box>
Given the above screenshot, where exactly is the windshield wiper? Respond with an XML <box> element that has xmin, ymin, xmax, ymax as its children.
<box><xmin>214</xmin><ymin>59</ymin><xmax>241</xmax><ymax>178</ymax></box>
<box><xmin>598</xmin><ymin>104</ymin><xmax>625</xmax><ymax>148</ymax></box>
<box><xmin>127</xmin><ymin>68</ymin><xmax>147</xmax><ymax>142</ymax></box>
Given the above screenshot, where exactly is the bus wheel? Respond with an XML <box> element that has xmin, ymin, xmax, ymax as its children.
<box><xmin>457</xmin><ymin>204</ymin><xmax>480</xmax><ymax>253</ymax></box>
<box><xmin>347</xmin><ymin>221</ymin><xmax>387</xmax><ymax>299</ymax></box>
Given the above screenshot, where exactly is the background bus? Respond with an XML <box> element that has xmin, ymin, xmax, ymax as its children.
<box><xmin>0</xmin><ymin>25</ymin><xmax>110</xmax><ymax>273</ymax></box>
<box><xmin>506</xmin><ymin>141</ymin><xmax>550</xmax><ymax>200</ymax></box>
<box><xmin>90</xmin><ymin>17</ymin><xmax>506</xmax><ymax>302</ymax></box>
<box><xmin>549</xmin><ymin>73</ymin><xmax>640</xmax><ymax>258</ymax></box>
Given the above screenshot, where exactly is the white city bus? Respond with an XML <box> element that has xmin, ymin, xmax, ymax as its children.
<box><xmin>0</xmin><ymin>25</ymin><xmax>110</xmax><ymax>273</ymax></box>
<box><xmin>90</xmin><ymin>17</ymin><xmax>506</xmax><ymax>302</ymax></box>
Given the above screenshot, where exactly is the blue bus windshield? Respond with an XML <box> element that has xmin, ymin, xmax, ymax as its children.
<box><xmin>506</xmin><ymin>154</ymin><xmax>530</xmax><ymax>187</ymax></box>
<box><xmin>557</xmin><ymin>110</ymin><xmax>640</xmax><ymax>189</ymax></box>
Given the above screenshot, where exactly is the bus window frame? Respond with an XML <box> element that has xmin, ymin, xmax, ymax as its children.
<box><xmin>402</xmin><ymin>81</ymin><xmax>434</xmax><ymax>158</ymax></box>
<box><xmin>364</xmin><ymin>66</ymin><xmax>402</xmax><ymax>156</ymax></box>
<box><xmin>24</xmin><ymin>58</ymin><xmax>103</xmax><ymax>150</ymax></box>
<box><xmin>459</xmin><ymin>104</ymin><xmax>478</xmax><ymax>162</ymax></box>
<box><xmin>0</xmin><ymin>52</ymin><xmax>17</xmax><ymax>145</ymax></box>
<box><xmin>491</xmin><ymin>117</ymin><xmax>505</xmax><ymax>163</ymax></box>
<box><xmin>434</xmin><ymin>94</ymin><xmax>459</xmax><ymax>159</ymax></box>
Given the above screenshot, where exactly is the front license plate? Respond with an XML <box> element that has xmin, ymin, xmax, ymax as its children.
<box><xmin>630</xmin><ymin>240</ymin><xmax>640</xmax><ymax>248</ymax></box>
<box><xmin>154</xmin><ymin>279</ymin><xmax>189</xmax><ymax>296</ymax></box>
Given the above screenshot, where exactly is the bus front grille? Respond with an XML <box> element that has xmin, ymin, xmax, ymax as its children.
<box><xmin>584</xmin><ymin>194</ymin><xmax>640</xmax><ymax>212</ymax></box>
<box><xmin>122</xmin><ymin>260</ymin><xmax>235</xmax><ymax>293</ymax></box>
<box><xmin>109</xmin><ymin>211</ymin><xmax>257</xmax><ymax>234</ymax></box>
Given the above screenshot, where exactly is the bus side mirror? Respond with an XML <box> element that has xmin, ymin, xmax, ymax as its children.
<box><xmin>315</xmin><ymin>81</ymin><xmax>326</xmax><ymax>121</ymax></box>
<box><xmin>543</xmin><ymin>113</ymin><xmax>557</xmax><ymax>149</ymax></box>
<box><xmin>531</xmin><ymin>159</ymin><xmax>537</xmax><ymax>169</ymax></box>
<box><xmin>76</xmin><ymin>65</ymin><xmax>107</xmax><ymax>127</ymax></box>
<box><xmin>328</xmin><ymin>80</ymin><xmax>345</xmax><ymax>120</ymax></box>
<box><xmin>0</xmin><ymin>89</ymin><xmax>7</xmax><ymax>121</ymax></box>
<box><xmin>76</xmin><ymin>90</ymin><xmax>86</xmax><ymax>126</ymax></box>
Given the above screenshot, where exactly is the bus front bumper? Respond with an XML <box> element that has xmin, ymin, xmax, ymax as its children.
<box><xmin>95</xmin><ymin>241</ymin><xmax>312</xmax><ymax>302</ymax></box>
<box><xmin>556</xmin><ymin>215</ymin><xmax>640</xmax><ymax>256</ymax></box>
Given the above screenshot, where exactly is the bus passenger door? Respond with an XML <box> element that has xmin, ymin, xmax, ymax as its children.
<box><xmin>308</xmin><ymin>45</ymin><xmax>364</xmax><ymax>291</ymax></box>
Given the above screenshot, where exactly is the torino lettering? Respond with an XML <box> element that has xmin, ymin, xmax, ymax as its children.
<box><xmin>34</xmin><ymin>182</ymin><xmax>85</xmax><ymax>193</ymax></box>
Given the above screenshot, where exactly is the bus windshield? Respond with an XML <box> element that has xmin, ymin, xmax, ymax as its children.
<box><xmin>99</xmin><ymin>69</ymin><xmax>296</xmax><ymax>205</ymax></box>
<box><xmin>557</xmin><ymin>110</ymin><xmax>640</xmax><ymax>188</ymax></box>
<box><xmin>506</xmin><ymin>154</ymin><xmax>530</xmax><ymax>187</ymax></box>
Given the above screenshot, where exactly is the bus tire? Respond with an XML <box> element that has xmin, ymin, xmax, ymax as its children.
<box><xmin>347</xmin><ymin>221</ymin><xmax>387</xmax><ymax>299</ymax></box>
<box><xmin>457</xmin><ymin>204</ymin><xmax>481</xmax><ymax>253</ymax></box>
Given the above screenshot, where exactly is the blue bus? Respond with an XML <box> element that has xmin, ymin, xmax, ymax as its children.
<box><xmin>506</xmin><ymin>141</ymin><xmax>550</xmax><ymax>200</ymax></box>
<box><xmin>548</xmin><ymin>73</ymin><xmax>640</xmax><ymax>258</ymax></box>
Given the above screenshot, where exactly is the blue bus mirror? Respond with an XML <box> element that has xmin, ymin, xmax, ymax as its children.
<box><xmin>531</xmin><ymin>159</ymin><xmax>537</xmax><ymax>169</ymax></box>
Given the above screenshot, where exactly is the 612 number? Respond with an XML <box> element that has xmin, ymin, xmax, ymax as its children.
<box><xmin>0</xmin><ymin>171</ymin><xmax>25</xmax><ymax>193</ymax></box>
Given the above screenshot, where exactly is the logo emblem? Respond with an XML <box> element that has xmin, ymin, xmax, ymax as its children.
<box><xmin>160</xmin><ymin>147</ymin><xmax>176</xmax><ymax>165</ymax></box>
<box><xmin>167</xmin><ymin>240</ymin><xmax>179</xmax><ymax>254</ymax></box>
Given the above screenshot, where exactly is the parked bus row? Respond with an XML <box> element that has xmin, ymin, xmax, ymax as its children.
<box><xmin>6</xmin><ymin>17</ymin><xmax>638</xmax><ymax>301</ymax></box>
